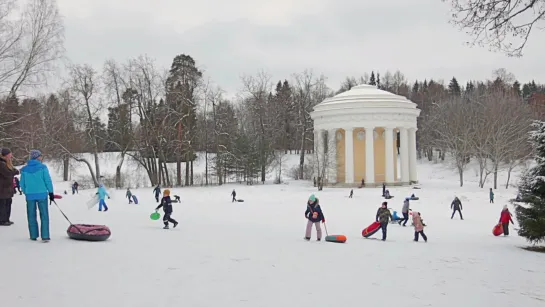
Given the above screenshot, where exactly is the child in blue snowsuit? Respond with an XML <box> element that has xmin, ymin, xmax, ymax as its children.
<box><xmin>96</xmin><ymin>184</ymin><xmax>110</xmax><ymax>211</ymax></box>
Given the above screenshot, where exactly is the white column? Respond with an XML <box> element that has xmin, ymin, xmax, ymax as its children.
<box><xmin>384</xmin><ymin>127</ymin><xmax>395</xmax><ymax>183</ymax></box>
<box><xmin>399</xmin><ymin>127</ymin><xmax>410</xmax><ymax>183</ymax></box>
<box><xmin>408</xmin><ymin>128</ymin><xmax>418</xmax><ymax>183</ymax></box>
<box><xmin>344</xmin><ymin>128</ymin><xmax>354</xmax><ymax>184</ymax></box>
<box><xmin>328</xmin><ymin>129</ymin><xmax>337</xmax><ymax>184</ymax></box>
<box><xmin>313</xmin><ymin>130</ymin><xmax>319</xmax><ymax>180</ymax></box>
<box><xmin>364</xmin><ymin>127</ymin><xmax>375</xmax><ymax>184</ymax></box>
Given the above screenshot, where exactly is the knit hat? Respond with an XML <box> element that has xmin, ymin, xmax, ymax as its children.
<box><xmin>503</xmin><ymin>205</ymin><xmax>508</xmax><ymax>210</ymax></box>
<box><xmin>163</xmin><ymin>189</ymin><xmax>170</xmax><ymax>196</ymax></box>
<box><xmin>308</xmin><ymin>194</ymin><xmax>316</xmax><ymax>202</ymax></box>
<box><xmin>1</xmin><ymin>148</ymin><xmax>11</xmax><ymax>156</ymax></box>
<box><xmin>29</xmin><ymin>149</ymin><xmax>42</xmax><ymax>160</ymax></box>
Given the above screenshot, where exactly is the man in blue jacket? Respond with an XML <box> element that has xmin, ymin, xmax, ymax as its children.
<box><xmin>20</xmin><ymin>150</ymin><xmax>54</xmax><ymax>242</ymax></box>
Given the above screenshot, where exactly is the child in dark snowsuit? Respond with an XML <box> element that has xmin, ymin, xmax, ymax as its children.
<box><xmin>153</xmin><ymin>184</ymin><xmax>161</xmax><ymax>203</ymax></box>
<box><xmin>349</xmin><ymin>189</ymin><xmax>353</xmax><ymax>198</ymax></box>
<box><xmin>126</xmin><ymin>188</ymin><xmax>133</xmax><ymax>204</ymax></box>
<box><xmin>489</xmin><ymin>188</ymin><xmax>494</xmax><ymax>203</ymax></box>
<box><xmin>72</xmin><ymin>181</ymin><xmax>79</xmax><ymax>194</ymax></box>
<box><xmin>376</xmin><ymin>202</ymin><xmax>392</xmax><ymax>241</ymax></box>
<box><xmin>155</xmin><ymin>189</ymin><xmax>179</xmax><ymax>229</ymax></box>
<box><xmin>304</xmin><ymin>194</ymin><xmax>325</xmax><ymax>241</ymax></box>
<box><xmin>451</xmin><ymin>197</ymin><xmax>463</xmax><ymax>220</ymax></box>
<box><xmin>231</xmin><ymin>189</ymin><xmax>237</xmax><ymax>202</ymax></box>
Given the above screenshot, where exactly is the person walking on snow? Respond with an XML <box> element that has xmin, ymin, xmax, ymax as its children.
<box><xmin>376</xmin><ymin>202</ymin><xmax>392</xmax><ymax>241</ymax></box>
<box><xmin>13</xmin><ymin>176</ymin><xmax>21</xmax><ymax>195</ymax></box>
<box><xmin>72</xmin><ymin>181</ymin><xmax>79</xmax><ymax>194</ymax></box>
<box><xmin>412</xmin><ymin>212</ymin><xmax>428</xmax><ymax>242</ymax></box>
<box><xmin>399</xmin><ymin>197</ymin><xmax>410</xmax><ymax>226</ymax></box>
<box><xmin>489</xmin><ymin>188</ymin><xmax>494</xmax><ymax>203</ymax></box>
<box><xmin>20</xmin><ymin>150</ymin><xmax>54</xmax><ymax>242</ymax></box>
<box><xmin>155</xmin><ymin>189</ymin><xmax>179</xmax><ymax>229</ymax></box>
<box><xmin>499</xmin><ymin>205</ymin><xmax>514</xmax><ymax>236</ymax></box>
<box><xmin>153</xmin><ymin>184</ymin><xmax>161</xmax><ymax>203</ymax></box>
<box><xmin>451</xmin><ymin>196</ymin><xmax>463</xmax><ymax>220</ymax></box>
<box><xmin>126</xmin><ymin>188</ymin><xmax>133</xmax><ymax>204</ymax></box>
<box><xmin>382</xmin><ymin>183</ymin><xmax>386</xmax><ymax>196</ymax></box>
<box><xmin>231</xmin><ymin>189</ymin><xmax>237</xmax><ymax>202</ymax></box>
<box><xmin>96</xmin><ymin>183</ymin><xmax>110</xmax><ymax>212</ymax></box>
<box><xmin>349</xmin><ymin>189</ymin><xmax>353</xmax><ymax>198</ymax></box>
<box><xmin>304</xmin><ymin>194</ymin><xmax>325</xmax><ymax>241</ymax></box>
<box><xmin>0</xmin><ymin>148</ymin><xmax>19</xmax><ymax>226</ymax></box>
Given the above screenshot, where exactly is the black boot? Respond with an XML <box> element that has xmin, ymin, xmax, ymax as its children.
<box><xmin>304</xmin><ymin>237</ymin><xmax>310</xmax><ymax>241</ymax></box>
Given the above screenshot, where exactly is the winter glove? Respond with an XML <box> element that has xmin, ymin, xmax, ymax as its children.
<box><xmin>322</xmin><ymin>218</ymin><xmax>325</xmax><ymax>223</ymax></box>
<box><xmin>108</xmin><ymin>196</ymin><xmax>111</xmax><ymax>199</ymax></box>
<box><xmin>49</xmin><ymin>193</ymin><xmax>55</xmax><ymax>202</ymax></box>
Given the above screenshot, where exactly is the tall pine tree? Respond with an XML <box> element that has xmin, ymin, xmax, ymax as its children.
<box><xmin>516</xmin><ymin>121</ymin><xmax>545</xmax><ymax>244</ymax></box>
<box><xmin>448</xmin><ymin>77</ymin><xmax>461</xmax><ymax>96</ymax></box>
<box><xmin>369</xmin><ymin>71</ymin><xmax>376</xmax><ymax>85</ymax></box>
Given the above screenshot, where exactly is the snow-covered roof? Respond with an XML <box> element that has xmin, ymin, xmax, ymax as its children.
<box><xmin>311</xmin><ymin>84</ymin><xmax>420</xmax><ymax>130</ymax></box>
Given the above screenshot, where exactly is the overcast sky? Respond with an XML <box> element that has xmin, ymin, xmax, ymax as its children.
<box><xmin>57</xmin><ymin>0</ymin><xmax>545</xmax><ymax>95</ymax></box>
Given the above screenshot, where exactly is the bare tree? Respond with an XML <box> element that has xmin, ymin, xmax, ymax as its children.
<box><xmin>430</xmin><ymin>95</ymin><xmax>476</xmax><ymax>186</ymax></box>
<box><xmin>66</xmin><ymin>63</ymin><xmax>102</xmax><ymax>187</ymax></box>
<box><xmin>103</xmin><ymin>59</ymin><xmax>133</xmax><ymax>188</ymax></box>
<box><xmin>0</xmin><ymin>0</ymin><xmax>64</xmax><ymax>96</ymax></box>
<box><xmin>239</xmin><ymin>70</ymin><xmax>274</xmax><ymax>183</ymax></box>
<box><xmin>444</xmin><ymin>0</ymin><xmax>545</xmax><ymax>56</ymax></box>
<box><xmin>124</xmin><ymin>55</ymin><xmax>168</xmax><ymax>186</ymax></box>
<box><xmin>292</xmin><ymin>70</ymin><xmax>330</xmax><ymax>180</ymax></box>
<box><xmin>482</xmin><ymin>89</ymin><xmax>533</xmax><ymax>189</ymax></box>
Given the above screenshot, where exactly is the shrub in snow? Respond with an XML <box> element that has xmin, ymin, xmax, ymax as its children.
<box><xmin>516</xmin><ymin>121</ymin><xmax>545</xmax><ymax>244</ymax></box>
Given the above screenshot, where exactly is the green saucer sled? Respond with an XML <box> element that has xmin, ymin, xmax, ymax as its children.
<box><xmin>150</xmin><ymin>212</ymin><xmax>161</xmax><ymax>220</ymax></box>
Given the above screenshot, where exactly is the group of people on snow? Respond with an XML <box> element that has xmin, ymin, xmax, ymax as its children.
<box><xmin>304</xmin><ymin>188</ymin><xmax>515</xmax><ymax>243</ymax></box>
<box><xmin>0</xmin><ymin>148</ymin><xmax>55</xmax><ymax>242</ymax></box>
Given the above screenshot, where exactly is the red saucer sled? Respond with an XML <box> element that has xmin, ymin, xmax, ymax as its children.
<box><xmin>362</xmin><ymin>221</ymin><xmax>381</xmax><ymax>238</ymax></box>
<box><xmin>492</xmin><ymin>223</ymin><xmax>503</xmax><ymax>236</ymax></box>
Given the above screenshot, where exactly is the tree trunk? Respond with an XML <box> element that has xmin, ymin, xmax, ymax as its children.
<box><xmin>63</xmin><ymin>156</ymin><xmax>69</xmax><ymax>181</ymax></box>
<box><xmin>164</xmin><ymin>161</ymin><xmax>171</xmax><ymax>187</ymax></box>
<box><xmin>191</xmin><ymin>160</ymin><xmax>194</xmax><ymax>186</ymax></box>
<box><xmin>298</xmin><ymin>130</ymin><xmax>306</xmax><ymax>179</ymax></box>
<box><xmin>205</xmin><ymin>151</ymin><xmax>208</xmax><ymax>185</ymax></box>
<box><xmin>458</xmin><ymin>166</ymin><xmax>464</xmax><ymax>187</ymax></box>
<box><xmin>185</xmin><ymin>160</ymin><xmax>189</xmax><ymax>186</ymax></box>
<box><xmin>493</xmin><ymin>164</ymin><xmax>498</xmax><ymax>189</ymax></box>
<box><xmin>115</xmin><ymin>153</ymin><xmax>126</xmax><ymax>189</ymax></box>
<box><xmin>506</xmin><ymin>166</ymin><xmax>514</xmax><ymax>189</ymax></box>
<box><xmin>176</xmin><ymin>161</ymin><xmax>181</xmax><ymax>186</ymax></box>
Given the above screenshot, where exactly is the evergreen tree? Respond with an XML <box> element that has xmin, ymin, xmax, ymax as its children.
<box><xmin>411</xmin><ymin>81</ymin><xmax>419</xmax><ymax>94</ymax></box>
<box><xmin>376</xmin><ymin>72</ymin><xmax>381</xmax><ymax>88</ymax></box>
<box><xmin>516</xmin><ymin>121</ymin><xmax>545</xmax><ymax>244</ymax></box>
<box><xmin>448</xmin><ymin>77</ymin><xmax>461</xmax><ymax>96</ymax></box>
<box><xmin>369</xmin><ymin>71</ymin><xmax>376</xmax><ymax>85</ymax></box>
<box><xmin>512</xmin><ymin>81</ymin><xmax>522</xmax><ymax>97</ymax></box>
<box><xmin>522</xmin><ymin>83</ymin><xmax>532</xmax><ymax>98</ymax></box>
<box><xmin>465</xmin><ymin>81</ymin><xmax>475</xmax><ymax>94</ymax></box>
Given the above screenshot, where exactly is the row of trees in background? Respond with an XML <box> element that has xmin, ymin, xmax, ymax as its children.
<box><xmin>1</xmin><ymin>1</ymin><xmax>545</xmax><ymax>191</ymax></box>
<box><xmin>2</xmin><ymin>60</ymin><xmax>543</xmax><ymax>189</ymax></box>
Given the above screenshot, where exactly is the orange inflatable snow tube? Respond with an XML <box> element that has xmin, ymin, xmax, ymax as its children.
<box><xmin>325</xmin><ymin>234</ymin><xmax>347</xmax><ymax>243</ymax></box>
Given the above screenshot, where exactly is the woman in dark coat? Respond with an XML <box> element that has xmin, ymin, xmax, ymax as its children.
<box><xmin>0</xmin><ymin>148</ymin><xmax>20</xmax><ymax>225</ymax></box>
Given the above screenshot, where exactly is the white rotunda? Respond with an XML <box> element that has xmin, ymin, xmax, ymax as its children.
<box><xmin>310</xmin><ymin>84</ymin><xmax>421</xmax><ymax>187</ymax></box>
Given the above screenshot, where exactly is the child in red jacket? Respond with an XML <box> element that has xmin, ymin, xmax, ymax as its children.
<box><xmin>499</xmin><ymin>205</ymin><xmax>514</xmax><ymax>236</ymax></box>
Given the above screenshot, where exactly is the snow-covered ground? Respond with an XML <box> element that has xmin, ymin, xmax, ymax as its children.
<box><xmin>1</xmin><ymin>157</ymin><xmax>544</xmax><ymax>307</ymax></box>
